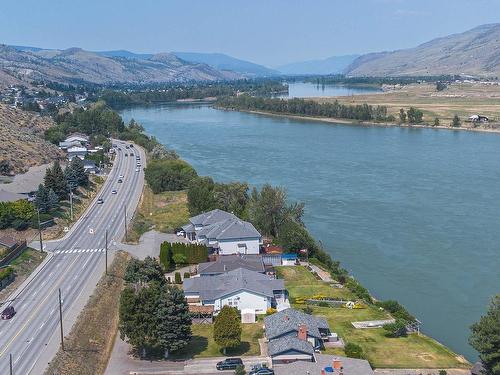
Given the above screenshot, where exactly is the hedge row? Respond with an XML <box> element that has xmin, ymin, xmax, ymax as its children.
<box><xmin>159</xmin><ymin>241</ymin><xmax>208</xmax><ymax>270</ymax></box>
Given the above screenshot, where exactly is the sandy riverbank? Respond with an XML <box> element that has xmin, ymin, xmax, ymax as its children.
<box><xmin>219</xmin><ymin>107</ymin><xmax>500</xmax><ymax>135</ymax></box>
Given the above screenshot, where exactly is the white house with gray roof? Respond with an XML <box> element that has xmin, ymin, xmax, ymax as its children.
<box><xmin>264</xmin><ymin>308</ymin><xmax>331</xmax><ymax>364</ymax></box>
<box><xmin>183</xmin><ymin>268</ymin><xmax>286</xmax><ymax>314</ymax></box>
<box><xmin>182</xmin><ymin>209</ymin><xmax>262</xmax><ymax>255</ymax></box>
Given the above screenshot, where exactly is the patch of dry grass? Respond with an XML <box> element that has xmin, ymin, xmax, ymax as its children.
<box><xmin>128</xmin><ymin>186</ymin><xmax>189</xmax><ymax>243</ymax></box>
<box><xmin>44</xmin><ymin>251</ymin><xmax>130</xmax><ymax>375</ymax></box>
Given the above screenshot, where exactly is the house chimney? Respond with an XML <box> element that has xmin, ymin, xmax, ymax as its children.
<box><xmin>297</xmin><ymin>324</ymin><xmax>307</xmax><ymax>341</ymax></box>
<box><xmin>284</xmin><ymin>315</ymin><xmax>289</xmax><ymax>321</ymax></box>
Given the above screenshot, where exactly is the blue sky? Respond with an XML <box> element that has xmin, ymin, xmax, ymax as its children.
<box><xmin>1</xmin><ymin>0</ymin><xmax>499</xmax><ymax>67</ymax></box>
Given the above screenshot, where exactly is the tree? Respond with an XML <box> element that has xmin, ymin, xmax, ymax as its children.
<box><xmin>344</xmin><ymin>342</ymin><xmax>364</xmax><ymax>359</ymax></box>
<box><xmin>174</xmin><ymin>272</ymin><xmax>182</xmax><ymax>284</ymax></box>
<box><xmin>187</xmin><ymin>177</ymin><xmax>217</xmax><ymax>215</ymax></box>
<box><xmin>434</xmin><ymin>118</ymin><xmax>440</xmax><ymax>127</ymax></box>
<box><xmin>383</xmin><ymin>319</ymin><xmax>408</xmax><ymax>337</ymax></box>
<box><xmin>154</xmin><ymin>284</ymin><xmax>192</xmax><ymax>358</ymax></box>
<box><xmin>0</xmin><ymin>159</ymin><xmax>13</xmax><ymax>176</ymax></box>
<box><xmin>407</xmin><ymin>107</ymin><xmax>423</xmax><ymax>124</ymax></box>
<box><xmin>214</xmin><ymin>182</ymin><xmax>249</xmax><ymax>218</ymax></box>
<box><xmin>214</xmin><ymin>306</ymin><xmax>242</xmax><ymax>354</ymax></box>
<box><xmin>248</xmin><ymin>184</ymin><xmax>304</xmax><ymax>238</ymax></box>
<box><xmin>44</xmin><ymin>161</ymin><xmax>67</xmax><ymax>200</ymax></box>
<box><xmin>159</xmin><ymin>242</ymin><xmax>174</xmax><ymax>271</ymax></box>
<box><xmin>145</xmin><ymin>159</ymin><xmax>198</xmax><ymax>193</ymax></box>
<box><xmin>451</xmin><ymin>115</ymin><xmax>461</xmax><ymax>128</ymax></box>
<box><xmin>399</xmin><ymin>108</ymin><xmax>407</xmax><ymax>123</ymax></box>
<box><xmin>436</xmin><ymin>82</ymin><xmax>447</xmax><ymax>91</ymax></box>
<box><xmin>34</xmin><ymin>184</ymin><xmax>49</xmax><ymax>213</ymax></box>
<box><xmin>469</xmin><ymin>295</ymin><xmax>500</xmax><ymax>374</ymax></box>
<box><xmin>66</xmin><ymin>157</ymin><xmax>88</xmax><ymax>188</ymax></box>
<box><xmin>124</xmin><ymin>257</ymin><xmax>165</xmax><ymax>285</ymax></box>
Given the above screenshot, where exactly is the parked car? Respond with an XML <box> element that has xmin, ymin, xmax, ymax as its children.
<box><xmin>249</xmin><ymin>366</ymin><xmax>274</xmax><ymax>375</ymax></box>
<box><xmin>216</xmin><ymin>358</ymin><xmax>243</xmax><ymax>371</ymax></box>
<box><xmin>1</xmin><ymin>306</ymin><xmax>16</xmax><ymax>320</ymax></box>
<box><xmin>97</xmin><ymin>198</ymin><xmax>104</xmax><ymax>204</ymax></box>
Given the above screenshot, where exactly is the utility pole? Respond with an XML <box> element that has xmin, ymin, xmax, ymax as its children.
<box><xmin>124</xmin><ymin>205</ymin><xmax>128</xmax><ymax>242</ymax></box>
<box><xmin>9</xmin><ymin>353</ymin><xmax>12</xmax><ymax>375</ymax></box>
<box><xmin>58</xmin><ymin>288</ymin><xmax>64</xmax><ymax>351</ymax></box>
<box><xmin>105</xmin><ymin>229</ymin><xmax>108</xmax><ymax>275</ymax></box>
<box><xmin>69</xmin><ymin>190</ymin><xmax>74</xmax><ymax>221</ymax></box>
<box><xmin>37</xmin><ymin>208</ymin><xmax>43</xmax><ymax>253</ymax></box>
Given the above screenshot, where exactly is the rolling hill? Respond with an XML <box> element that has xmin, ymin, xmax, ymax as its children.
<box><xmin>345</xmin><ymin>23</ymin><xmax>500</xmax><ymax>77</ymax></box>
<box><xmin>0</xmin><ymin>45</ymin><xmax>240</xmax><ymax>86</ymax></box>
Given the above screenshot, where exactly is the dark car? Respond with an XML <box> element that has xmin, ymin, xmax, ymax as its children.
<box><xmin>1</xmin><ymin>306</ymin><xmax>15</xmax><ymax>320</ymax></box>
<box><xmin>118</xmin><ymin>179</ymin><xmax>123</xmax><ymax>183</ymax></box>
<box><xmin>124</xmin><ymin>153</ymin><xmax>128</xmax><ymax>157</ymax></box>
<box><xmin>97</xmin><ymin>198</ymin><xmax>104</xmax><ymax>204</ymax></box>
<box><xmin>216</xmin><ymin>358</ymin><xmax>243</xmax><ymax>371</ymax></box>
<box><xmin>249</xmin><ymin>367</ymin><xmax>274</xmax><ymax>375</ymax></box>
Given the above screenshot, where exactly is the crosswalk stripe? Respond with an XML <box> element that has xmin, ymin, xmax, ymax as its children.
<box><xmin>54</xmin><ymin>248</ymin><xmax>106</xmax><ymax>255</ymax></box>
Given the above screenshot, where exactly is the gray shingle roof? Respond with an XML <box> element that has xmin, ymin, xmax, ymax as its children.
<box><xmin>198</xmin><ymin>255</ymin><xmax>265</xmax><ymax>275</ymax></box>
<box><xmin>267</xmin><ymin>335</ymin><xmax>314</xmax><ymax>357</ymax></box>
<box><xmin>190</xmin><ymin>209</ymin><xmax>236</xmax><ymax>226</ymax></box>
<box><xmin>198</xmin><ymin>218</ymin><xmax>261</xmax><ymax>240</ymax></box>
<box><xmin>264</xmin><ymin>308</ymin><xmax>329</xmax><ymax>340</ymax></box>
<box><xmin>273</xmin><ymin>354</ymin><xmax>374</xmax><ymax>375</ymax></box>
<box><xmin>183</xmin><ymin>268</ymin><xmax>284</xmax><ymax>301</ymax></box>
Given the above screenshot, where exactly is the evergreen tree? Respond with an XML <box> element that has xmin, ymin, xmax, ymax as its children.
<box><xmin>187</xmin><ymin>177</ymin><xmax>217</xmax><ymax>215</ymax></box>
<box><xmin>45</xmin><ymin>161</ymin><xmax>67</xmax><ymax>200</ymax></box>
<box><xmin>214</xmin><ymin>306</ymin><xmax>241</xmax><ymax>354</ymax></box>
<box><xmin>451</xmin><ymin>115</ymin><xmax>461</xmax><ymax>128</ymax></box>
<box><xmin>469</xmin><ymin>295</ymin><xmax>500</xmax><ymax>374</ymax></box>
<box><xmin>47</xmin><ymin>189</ymin><xmax>59</xmax><ymax>212</ymax></box>
<box><xmin>434</xmin><ymin>118</ymin><xmax>440</xmax><ymax>127</ymax></box>
<box><xmin>72</xmin><ymin>157</ymin><xmax>89</xmax><ymax>187</ymax></box>
<box><xmin>34</xmin><ymin>184</ymin><xmax>49</xmax><ymax>213</ymax></box>
<box><xmin>154</xmin><ymin>284</ymin><xmax>192</xmax><ymax>358</ymax></box>
<box><xmin>399</xmin><ymin>108</ymin><xmax>407</xmax><ymax>123</ymax></box>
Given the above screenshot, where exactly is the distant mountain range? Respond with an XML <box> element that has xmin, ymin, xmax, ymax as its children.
<box><xmin>276</xmin><ymin>55</ymin><xmax>359</xmax><ymax>75</ymax></box>
<box><xmin>345</xmin><ymin>23</ymin><xmax>500</xmax><ymax>77</ymax></box>
<box><xmin>0</xmin><ymin>45</ymin><xmax>242</xmax><ymax>86</ymax></box>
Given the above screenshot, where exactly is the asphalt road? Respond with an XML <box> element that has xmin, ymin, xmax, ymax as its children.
<box><xmin>0</xmin><ymin>140</ymin><xmax>145</xmax><ymax>374</ymax></box>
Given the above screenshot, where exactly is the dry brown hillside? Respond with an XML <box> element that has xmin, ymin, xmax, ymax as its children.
<box><xmin>0</xmin><ymin>104</ymin><xmax>62</xmax><ymax>175</ymax></box>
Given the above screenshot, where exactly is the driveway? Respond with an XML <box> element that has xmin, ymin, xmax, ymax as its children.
<box><xmin>116</xmin><ymin>230</ymin><xmax>189</xmax><ymax>260</ymax></box>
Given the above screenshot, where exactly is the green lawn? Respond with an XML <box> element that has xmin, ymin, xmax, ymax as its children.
<box><xmin>276</xmin><ymin>266</ymin><xmax>470</xmax><ymax>369</ymax></box>
<box><xmin>170</xmin><ymin>323</ymin><xmax>263</xmax><ymax>359</ymax></box>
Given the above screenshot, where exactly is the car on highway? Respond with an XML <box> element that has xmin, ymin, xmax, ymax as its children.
<box><xmin>111</xmin><ymin>189</ymin><xmax>117</xmax><ymax>194</ymax></box>
<box><xmin>135</xmin><ymin>168</ymin><xmax>140</xmax><ymax>172</ymax></box>
<box><xmin>97</xmin><ymin>198</ymin><xmax>104</xmax><ymax>204</ymax></box>
<box><xmin>119</xmin><ymin>174</ymin><xmax>124</xmax><ymax>179</ymax></box>
<box><xmin>216</xmin><ymin>358</ymin><xmax>243</xmax><ymax>371</ymax></box>
<box><xmin>1</xmin><ymin>306</ymin><xmax>16</xmax><ymax>320</ymax></box>
<box><xmin>118</xmin><ymin>179</ymin><xmax>123</xmax><ymax>183</ymax></box>
<box><xmin>129</xmin><ymin>144</ymin><xmax>134</xmax><ymax>147</ymax></box>
<box><xmin>124</xmin><ymin>153</ymin><xmax>128</xmax><ymax>157</ymax></box>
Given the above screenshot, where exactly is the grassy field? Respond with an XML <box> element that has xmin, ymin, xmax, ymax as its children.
<box><xmin>170</xmin><ymin>323</ymin><xmax>264</xmax><ymax>359</ymax></box>
<box><xmin>128</xmin><ymin>186</ymin><xmax>190</xmax><ymax>243</ymax></box>
<box><xmin>315</xmin><ymin>82</ymin><xmax>500</xmax><ymax>126</ymax></box>
<box><xmin>276</xmin><ymin>266</ymin><xmax>470</xmax><ymax>369</ymax></box>
<box><xmin>45</xmin><ymin>251</ymin><xmax>130</xmax><ymax>375</ymax></box>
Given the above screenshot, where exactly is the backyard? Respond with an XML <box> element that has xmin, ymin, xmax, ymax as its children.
<box><xmin>276</xmin><ymin>265</ymin><xmax>470</xmax><ymax>369</ymax></box>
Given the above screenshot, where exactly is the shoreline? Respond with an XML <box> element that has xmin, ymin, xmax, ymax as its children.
<box><xmin>216</xmin><ymin>107</ymin><xmax>500</xmax><ymax>135</ymax></box>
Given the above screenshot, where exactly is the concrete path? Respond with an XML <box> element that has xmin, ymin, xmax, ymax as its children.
<box><xmin>0</xmin><ymin>163</ymin><xmax>51</xmax><ymax>194</ymax></box>
<box><xmin>303</xmin><ymin>262</ymin><xmax>333</xmax><ymax>282</ymax></box>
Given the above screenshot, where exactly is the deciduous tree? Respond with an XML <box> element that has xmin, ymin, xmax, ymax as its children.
<box><xmin>214</xmin><ymin>306</ymin><xmax>241</xmax><ymax>354</ymax></box>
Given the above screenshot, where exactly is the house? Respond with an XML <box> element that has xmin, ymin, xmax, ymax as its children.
<box><xmin>58</xmin><ymin>140</ymin><xmax>84</xmax><ymax>150</ymax></box>
<box><xmin>469</xmin><ymin>114</ymin><xmax>489</xmax><ymax>123</ymax></box>
<box><xmin>182</xmin><ymin>209</ymin><xmax>262</xmax><ymax>255</ymax></box>
<box><xmin>183</xmin><ymin>268</ymin><xmax>286</xmax><ymax>314</ymax></box>
<box><xmin>82</xmin><ymin>159</ymin><xmax>99</xmax><ymax>174</ymax></box>
<box><xmin>264</xmin><ymin>308</ymin><xmax>332</xmax><ymax>364</ymax></box>
<box><xmin>64</xmin><ymin>133</ymin><xmax>89</xmax><ymax>144</ymax></box>
<box><xmin>273</xmin><ymin>354</ymin><xmax>374</xmax><ymax>375</ymax></box>
<box><xmin>197</xmin><ymin>254</ymin><xmax>266</xmax><ymax>276</ymax></box>
<box><xmin>67</xmin><ymin>146</ymin><xmax>88</xmax><ymax>161</ymax></box>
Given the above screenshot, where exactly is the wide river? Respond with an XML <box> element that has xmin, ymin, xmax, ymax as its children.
<box><xmin>120</xmin><ymin>85</ymin><xmax>500</xmax><ymax>361</ymax></box>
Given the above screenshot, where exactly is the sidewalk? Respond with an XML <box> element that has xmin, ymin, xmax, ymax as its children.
<box><xmin>374</xmin><ymin>369</ymin><xmax>470</xmax><ymax>375</ymax></box>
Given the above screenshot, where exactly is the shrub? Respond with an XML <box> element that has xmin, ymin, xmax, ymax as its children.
<box><xmin>266</xmin><ymin>307</ymin><xmax>277</xmax><ymax>315</ymax></box>
<box><xmin>173</xmin><ymin>253</ymin><xmax>187</xmax><ymax>265</ymax></box>
<box><xmin>174</xmin><ymin>272</ymin><xmax>182</xmax><ymax>284</ymax></box>
<box><xmin>344</xmin><ymin>342</ymin><xmax>364</xmax><ymax>359</ymax></box>
<box><xmin>183</xmin><ymin>272</ymin><xmax>190</xmax><ymax>279</ymax></box>
<box><xmin>383</xmin><ymin>319</ymin><xmax>408</xmax><ymax>337</ymax></box>
<box><xmin>12</xmin><ymin>219</ymin><xmax>29</xmax><ymax>231</ymax></box>
<box><xmin>302</xmin><ymin>306</ymin><xmax>313</xmax><ymax>315</ymax></box>
<box><xmin>0</xmin><ymin>267</ymin><xmax>14</xmax><ymax>282</ymax></box>
<box><xmin>235</xmin><ymin>365</ymin><xmax>246</xmax><ymax>375</ymax></box>
<box><xmin>318</xmin><ymin>301</ymin><xmax>330</xmax><ymax>308</ymax></box>
<box><xmin>375</xmin><ymin>300</ymin><xmax>415</xmax><ymax>322</ymax></box>
<box><xmin>145</xmin><ymin>159</ymin><xmax>197</xmax><ymax>193</ymax></box>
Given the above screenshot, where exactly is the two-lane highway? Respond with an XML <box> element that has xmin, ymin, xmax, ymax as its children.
<box><xmin>0</xmin><ymin>140</ymin><xmax>145</xmax><ymax>374</ymax></box>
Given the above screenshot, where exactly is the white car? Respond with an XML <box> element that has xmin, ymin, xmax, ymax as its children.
<box><xmin>135</xmin><ymin>168</ymin><xmax>140</xmax><ymax>172</ymax></box>
<box><xmin>111</xmin><ymin>190</ymin><xmax>117</xmax><ymax>194</ymax></box>
<box><xmin>119</xmin><ymin>174</ymin><xmax>124</xmax><ymax>179</ymax></box>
